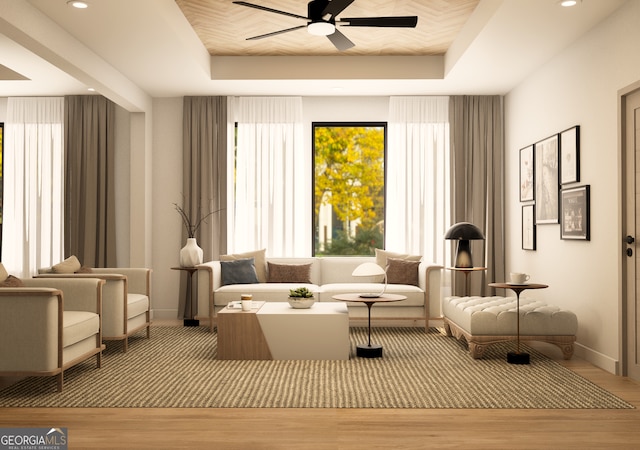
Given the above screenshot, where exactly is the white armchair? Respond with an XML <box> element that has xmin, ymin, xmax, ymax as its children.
<box><xmin>38</xmin><ymin>267</ymin><xmax>152</xmax><ymax>352</ymax></box>
<box><xmin>0</xmin><ymin>277</ymin><xmax>105</xmax><ymax>392</ymax></box>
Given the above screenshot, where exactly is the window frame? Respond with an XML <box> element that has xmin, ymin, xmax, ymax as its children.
<box><xmin>311</xmin><ymin>121</ymin><xmax>387</xmax><ymax>256</ymax></box>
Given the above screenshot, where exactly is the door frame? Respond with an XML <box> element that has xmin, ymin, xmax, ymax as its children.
<box><xmin>619</xmin><ymin>79</ymin><xmax>640</xmax><ymax>377</ymax></box>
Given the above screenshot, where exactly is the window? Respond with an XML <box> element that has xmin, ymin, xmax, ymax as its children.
<box><xmin>313</xmin><ymin>123</ymin><xmax>386</xmax><ymax>256</ymax></box>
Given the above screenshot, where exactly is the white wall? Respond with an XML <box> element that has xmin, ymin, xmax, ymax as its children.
<box><xmin>504</xmin><ymin>0</ymin><xmax>640</xmax><ymax>373</ymax></box>
<box><xmin>151</xmin><ymin>97</ymin><xmax>184</xmax><ymax>319</ymax></box>
<box><xmin>114</xmin><ymin>104</ymin><xmax>131</xmax><ymax>267</ymax></box>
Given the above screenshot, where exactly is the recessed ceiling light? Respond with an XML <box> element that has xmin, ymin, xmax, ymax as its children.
<box><xmin>87</xmin><ymin>87</ymin><xmax>95</xmax><ymax>92</ymax></box>
<box><xmin>559</xmin><ymin>0</ymin><xmax>579</xmax><ymax>7</ymax></box>
<box><xmin>67</xmin><ymin>1</ymin><xmax>89</xmax><ymax>9</ymax></box>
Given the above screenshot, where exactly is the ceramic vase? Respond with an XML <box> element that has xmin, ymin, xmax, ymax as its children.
<box><xmin>180</xmin><ymin>238</ymin><xmax>203</xmax><ymax>267</ymax></box>
<box><xmin>287</xmin><ymin>297</ymin><xmax>315</xmax><ymax>309</ymax></box>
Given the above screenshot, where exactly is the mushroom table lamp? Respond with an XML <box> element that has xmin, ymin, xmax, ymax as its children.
<box><xmin>352</xmin><ymin>262</ymin><xmax>387</xmax><ymax>298</ymax></box>
<box><xmin>444</xmin><ymin>222</ymin><xmax>485</xmax><ymax>268</ymax></box>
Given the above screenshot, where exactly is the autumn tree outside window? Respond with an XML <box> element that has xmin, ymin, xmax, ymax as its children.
<box><xmin>313</xmin><ymin>123</ymin><xmax>386</xmax><ymax>256</ymax></box>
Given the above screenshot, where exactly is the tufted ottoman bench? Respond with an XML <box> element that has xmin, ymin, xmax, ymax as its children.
<box><xmin>442</xmin><ymin>296</ymin><xmax>578</xmax><ymax>359</ymax></box>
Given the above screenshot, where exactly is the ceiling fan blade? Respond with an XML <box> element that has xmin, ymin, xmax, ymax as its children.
<box><xmin>327</xmin><ymin>29</ymin><xmax>355</xmax><ymax>51</ymax></box>
<box><xmin>340</xmin><ymin>16</ymin><xmax>418</xmax><ymax>28</ymax></box>
<box><xmin>232</xmin><ymin>1</ymin><xmax>308</xmax><ymax>21</ymax></box>
<box><xmin>322</xmin><ymin>0</ymin><xmax>355</xmax><ymax>18</ymax></box>
<box><xmin>246</xmin><ymin>25</ymin><xmax>308</xmax><ymax>41</ymax></box>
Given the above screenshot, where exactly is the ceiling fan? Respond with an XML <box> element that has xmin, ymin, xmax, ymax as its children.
<box><xmin>232</xmin><ymin>0</ymin><xmax>418</xmax><ymax>51</ymax></box>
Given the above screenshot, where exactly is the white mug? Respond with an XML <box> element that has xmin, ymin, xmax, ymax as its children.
<box><xmin>241</xmin><ymin>294</ymin><xmax>253</xmax><ymax>310</ymax></box>
<box><xmin>510</xmin><ymin>272</ymin><xmax>530</xmax><ymax>284</ymax></box>
<box><xmin>241</xmin><ymin>300</ymin><xmax>252</xmax><ymax>311</ymax></box>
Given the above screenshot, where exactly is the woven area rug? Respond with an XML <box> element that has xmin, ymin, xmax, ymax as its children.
<box><xmin>0</xmin><ymin>326</ymin><xmax>633</xmax><ymax>409</ymax></box>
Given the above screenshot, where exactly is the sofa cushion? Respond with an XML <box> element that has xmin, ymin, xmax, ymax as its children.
<box><xmin>220</xmin><ymin>258</ymin><xmax>259</xmax><ymax>286</ymax></box>
<box><xmin>221</xmin><ymin>249</ymin><xmax>267</xmax><ymax>282</ymax></box>
<box><xmin>375</xmin><ymin>249</ymin><xmax>421</xmax><ymax>269</ymax></box>
<box><xmin>386</xmin><ymin>258</ymin><xmax>419</xmax><ymax>286</ymax></box>
<box><xmin>214</xmin><ymin>283</ymin><xmax>320</xmax><ymax>305</ymax></box>
<box><xmin>319</xmin><ymin>283</ymin><xmax>425</xmax><ymax>306</ymax></box>
<box><xmin>52</xmin><ymin>255</ymin><xmax>82</xmax><ymax>274</ymax></box>
<box><xmin>62</xmin><ymin>311</ymin><xmax>100</xmax><ymax>347</ymax></box>
<box><xmin>267</xmin><ymin>262</ymin><xmax>312</xmax><ymax>283</ymax></box>
<box><xmin>127</xmin><ymin>293</ymin><xmax>150</xmax><ymax>319</ymax></box>
<box><xmin>319</xmin><ymin>257</ymin><xmax>377</xmax><ymax>285</ymax></box>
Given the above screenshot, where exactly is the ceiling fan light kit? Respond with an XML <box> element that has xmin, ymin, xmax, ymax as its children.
<box><xmin>233</xmin><ymin>0</ymin><xmax>418</xmax><ymax>51</ymax></box>
<box><xmin>308</xmin><ymin>21</ymin><xmax>336</xmax><ymax>36</ymax></box>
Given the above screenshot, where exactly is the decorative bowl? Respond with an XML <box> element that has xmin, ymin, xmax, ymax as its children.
<box><xmin>287</xmin><ymin>297</ymin><xmax>315</xmax><ymax>309</ymax></box>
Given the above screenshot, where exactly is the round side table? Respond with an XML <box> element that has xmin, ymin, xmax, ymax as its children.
<box><xmin>332</xmin><ymin>293</ymin><xmax>406</xmax><ymax>358</ymax></box>
<box><xmin>489</xmin><ymin>282</ymin><xmax>548</xmax><ymax>364</ymax></box>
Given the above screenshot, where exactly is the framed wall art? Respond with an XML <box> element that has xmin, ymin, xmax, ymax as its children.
<box><xmin>522</xmin><ymin>204</ymin><xmax>536</xmax><ymax>250</ymax></box>
<box><xmin>560</xmin><ymin>185</ymin><xmax>590</xmax><ymax>240</ymax></box>
<box><xmin>560</xmin><ymin>125</ymin><xmax>580</xmax><ymax>185</ymax></box>
<box><xmin>535</xmin><ymin>134</ymin><xmax>559</xmax><ymax>224</ymax></box>
<box><xmin>519</xmin><ymin>145</ymin><xmax>534</xmax><ymax>202</ymax></box>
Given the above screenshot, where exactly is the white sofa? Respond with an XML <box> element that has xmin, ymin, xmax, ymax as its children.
<box><xmin>197</xmin><ymin>256</ymin><xmax>442</xmax><ymax>331</ymax></box>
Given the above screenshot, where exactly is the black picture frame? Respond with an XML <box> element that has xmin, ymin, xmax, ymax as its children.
<box><xmin>535</xmin><ymin>134</ymin><xmax>559</xmax><ymax>224</ymax></box>
<box><xmin>522</xmin><ymin>204</ymin><xmax>536</xmax><ymax>250</ymax></box>
<box><xmin>561</xmin><ymin>185</ymin><xmax>590</xmax><ymax>240</ymax></box>
<box><xmin>519</xmin><ymin>145</ymin><xmax>534</xmax><ymax>202</ymax></box>
<box><xmin>560</xmin><ymin>125</ymin><xmax>580</xmax><ymax>185</ymax></box>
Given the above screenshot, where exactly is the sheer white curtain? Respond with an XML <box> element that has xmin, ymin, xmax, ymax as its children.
<box><xmin>229</xmin><ymin>97</ymin><xmax>309</xmax><ymax>256</ymax></box>
<box><xmin>387</xmin><ymin>96</ymin><xmax>450</xmax><ymax>266</ymax></box>
<box><xmin>2</xmin><ymin>97</ymin><xmax>65</xmax><ymax>277</ymax></box>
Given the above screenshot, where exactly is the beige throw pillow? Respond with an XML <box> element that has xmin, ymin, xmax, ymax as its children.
<box><xmin>375</xmin><ymin>249</ymin><xmax>422</xmax><ymax>270</ymax></box>
<box><xmin>0</xmin><ymin>263</ymin><xmax>8</xmax><ymax>283</ymax></box>
<box><xmin>0</xmin><ymin>275</ymin><xmax>24</xmax><ymax>287</ymax></box>
<box><xmin>52</xmin><ymin>255</ymin><xmax>82</xmax><ymax>274</ymax></box>
<box><xmin>221</xmin><ymin>249</ymin><xmax>267</xmax><ymax>283</ymax></box>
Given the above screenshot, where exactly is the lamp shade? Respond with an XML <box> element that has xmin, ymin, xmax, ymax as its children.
<box><xmin>444</xmin><ymin>222</ymin><xmax>485</xmax><ymax>240</ymax></box>
<box><xmin>445</xmin><ymin>222</ymin><xmax>485</xmax><ymax>268</ymax></box>
<box><xmin>352</xmin><ymin>262</ymin><xmax>387</xmax><ymax>298</ymax></box>
<box><xmin>352</xmin><ymin>262</ymin><xmax>385</xmax><ymax>278</ymax></box>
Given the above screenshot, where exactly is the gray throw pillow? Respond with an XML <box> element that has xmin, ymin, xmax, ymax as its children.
<box><xmin>220</xmin><ymin>258</ymin><xmax>259</xmax><ymax>286</ymax></box>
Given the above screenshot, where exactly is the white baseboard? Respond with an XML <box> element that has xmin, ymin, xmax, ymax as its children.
<box><xmin>574</xmin><ymin>342</ymin><xmax>620</xmax><ymax>375</ymax></box>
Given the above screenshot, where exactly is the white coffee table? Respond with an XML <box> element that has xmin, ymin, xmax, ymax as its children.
<box><xmin>217</xmin><ymin>301</ymin><xmax>349</xmax><ymax>360</ymax></box>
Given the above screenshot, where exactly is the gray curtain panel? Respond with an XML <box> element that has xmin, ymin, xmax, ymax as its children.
<box><xmin>449</xmin><ymin>95</ymin><xmax>506</xmax><ymax>296</ymax></box>
<box><xmin>64</xmin><ymin>95</ymin><xmax>117</xmax><ymax>268</ymax></box>
<box><xmin>180</xmin><ymin>96</ymin><xmax>228</xmax><ymax>319</ymax></box>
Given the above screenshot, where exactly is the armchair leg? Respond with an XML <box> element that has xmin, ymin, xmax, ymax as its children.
<box><xmin>123</xmin><ymin>337</ymin><xmax>128</xmax><ymax>353</ymax></box>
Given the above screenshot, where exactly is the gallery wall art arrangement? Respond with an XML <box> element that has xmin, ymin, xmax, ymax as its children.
<box><xmin>519</xmin><ymin>125</ymin><xmax>590</xmax><ymax>249</ymax></box>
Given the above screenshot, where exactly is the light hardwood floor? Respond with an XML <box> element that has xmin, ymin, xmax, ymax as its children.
<box><xmin>1</xmin><ymin>322</ymin><xmax>639</xmax><ymax>449</ymax></box>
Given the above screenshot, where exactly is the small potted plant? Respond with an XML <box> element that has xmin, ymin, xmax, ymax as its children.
<box><xmin>288</xmin><ymin>287</ymin><xmax>315</xmax><ymax>309</ymax></box>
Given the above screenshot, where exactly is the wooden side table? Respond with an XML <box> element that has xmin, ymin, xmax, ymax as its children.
<box><xmin>449</xmin><ymin>267</ymin><xmax>487</xmax><ymax>296</ymax></box>
<box><xmin>171</xmin><ymin>266</ymin><xmax>199</xmax><ymax>327</ymax></box>
<box><xmin>217</xmin><ymin>301</ymin><xmax>271</xmax><ymax>360</ymax></box>
<box><xmin>489</xmin><ymin>282</ymin><xmax>548</xmax><ymax>364</ymax></box>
